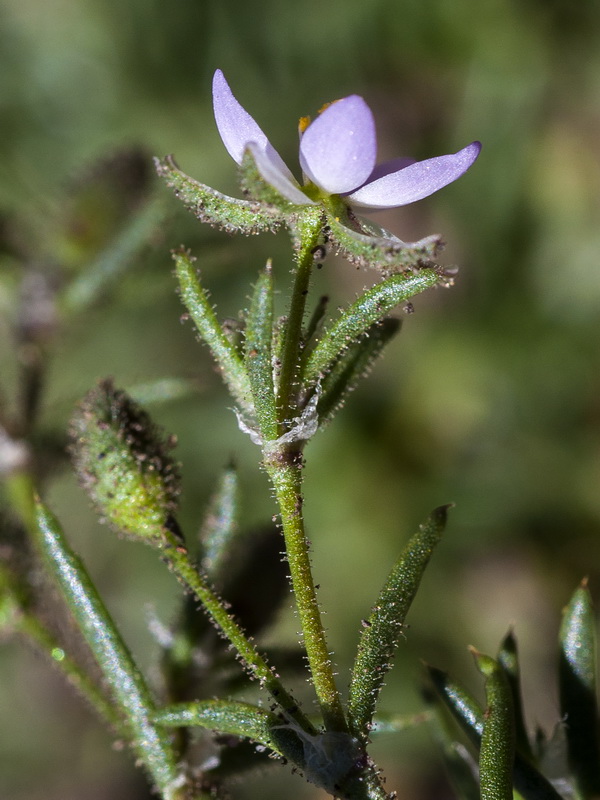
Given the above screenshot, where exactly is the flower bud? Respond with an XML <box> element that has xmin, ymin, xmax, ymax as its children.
<box><xmin>69</xmin><ymin>379</ymin><xmax>180</xmax><ymax>546</ymax></box>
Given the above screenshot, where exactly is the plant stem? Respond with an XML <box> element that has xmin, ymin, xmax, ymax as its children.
<box><xmin>269</xmin><ymin>211</ymin><xmax>347</xmax><ymax>732</ymax></box>
<box><xmin>276</xmin><ymin>209</ymin><xmax>323</xmax><ymax>425</ymax></box>
<box><xmin>163</xmin><ymin>536</ymin><xmax>316</xmax><ymax>735</ymax></box>
<box><xmin>265</xmin><ymin>454</ymin><xmax>347</xmax><ymax>733</ymax></box>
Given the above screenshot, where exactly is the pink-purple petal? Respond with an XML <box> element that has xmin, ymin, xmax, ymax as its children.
<box><xmin>299</xmin><ymin>96</ymin><xmax>377</xmax><ymax>194</ymax></box>
<box><xmin>212</xmin><ymin>70</ymin><xmax>295</xmax><ymax>182</ymax></box>
<box><xmin>246</xmin><ymin>143</ymin><xmax>315</xmax><ymax>206</ymax></box>
<box><xmin>346</xmin><ymin>141</ymin><xmax>482</xmax><ymax>209</ymax></box>
<box><xmin>364</xmin><ymin>156</ymin><xmax>417</xmax><ymax>183</ymax></box>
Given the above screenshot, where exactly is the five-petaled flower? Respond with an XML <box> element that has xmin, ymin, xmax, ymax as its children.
<box><xmin>213</xmin><ymin>69</ymin><xmax>481</xmax><ymax>211</ymax></box>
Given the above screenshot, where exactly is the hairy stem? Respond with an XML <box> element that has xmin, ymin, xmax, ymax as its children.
<box><xmin>163</xmin><ymin>536</ymin><xmax>316</xmax><ymax>735</ymax></box>
<box><xmin>265</xmin><ymin>453</ymin><xmax>347</xmax><ymax>733</ymax></box>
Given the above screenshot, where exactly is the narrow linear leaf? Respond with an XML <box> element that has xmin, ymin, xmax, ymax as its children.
<box><xmin>155</xmin><ymin>700</ymin><xmax>279</xmax><ymax>748</ymax></box>
<box><xmin>326</xmin><ymin>211</ymin><xmax>444</xmax><ymax>273</ymax></box>
<box><xmin>33</xmin><ymin>500</ymin><xmax>185</xmax><ymax>800</ymax></box>
<box><xmin>304</xmin><ymin>268</ymin><xmax>441</xmax><ymax>383</ymax></box>
<box><xmin>62</xmin><ymin>193</ymin><xmax>166</xmax><ymax>313</ymax></box>
<box><xmin>348</xmin><ymin>506</ymin><xmax>449</xmax><ymax>741</ymax></box>
<box><xmin>174</xmin><ymin>249</ymin><xmax>253</xmax><ymax>413</ymax></box>
<box><xmin>245</xmin><ymin>263</ymin><xmax>278</xmax><ymax>441</ymax></box>
<box><xmin>472</xmin><ymin>650</ymin><xmax>515</xmax><ymax>800</ymax></box>
<box><xmin>427</xmin><ymin>665</ymin><xmax>564</xmax><ymax>800</ymax></box>
<box><xmin>317</xmin><ymin>317</ymin><xmax>401</xmax><ymax>424</ymax></box>
<box><xmin>559</xmin><ymin>580</ymin><xmax>600</xmax><ymax>799</ymax></box>
<box><xmin>155</xmin><ymin>155</ymin><xmax>282</xmax><ymax>234</ymax></box>
<box><xmin>200</xmin><ymin>464</ymin><xmax>239</xmax><ymax>578</ymax></box>
<box><xmin>497</xmin><ymin>629</ymin><xmax>534</xmax><ymax>762</ymax></box>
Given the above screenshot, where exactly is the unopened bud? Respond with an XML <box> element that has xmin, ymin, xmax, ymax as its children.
<box><xmin>69</xmin><ymin>379</ymin><xmax>180</xmax><ymax>546</ymax></box>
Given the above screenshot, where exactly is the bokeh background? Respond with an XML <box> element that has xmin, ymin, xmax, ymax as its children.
<box><xmin>1</xmin><ymin>0</ymin><xmax>600</xmax><ymax>798</ymax></box>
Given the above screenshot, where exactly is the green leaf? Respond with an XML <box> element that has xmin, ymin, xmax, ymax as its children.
<box><xmin>427</xmin><ymin>665</ymin><xmax>564</xmax><ymax>800</ymax></box>
<box><xmin>472</xmin><ymin>650</ymin><xmax>515</xmax><ymax>800</ymax></box>
<box><xmin>62</xmin><ymin>193</ymin><xmax>166</xmax><ymax>314</ymax></box>
<box><xmin>497</xmin><ymin>629</ymin><xmax>534</xmax><ymax>762</ymax></box>
<box><xmin>325</xmin><ymin>210</ymin><xmax>444</xmax><ymax>273</ymax></box>
<box><xmin>33</xmin><ymin>499</ymin><xmax>185</xmax><ymax>800</ymax></box>
<box><xmin>245</xmin><ymin>263</ymin><xmax>278</xmax><ymax>441</ymax></box>
<box><xmin>304</xmin><ymin>268</ymin><xmax>441</xmax><ymax>384</ymax></box>
<box><xmin>174</xmin><ymin>248</ymin><xmax>253</xmax><ymax>413</ymax></box>
<box><xmin>200</xmin><ymin>464</ymin><xmax>240</xmax><ymax>578</ymax></box>
<box><xmin>427</xmin><ymin>664</ymin><xmax>485</xmax><ymax>744</ymax></box>
<box><xmin>155</xmin><ymin>699</ymin><xmax>280</xmax><ymax>747</ymax></box>
<box><xmin>155</xmin><ymin>155</ymin><xmax>283</xmax><ymax>234</ymax></box>
<box><xmin>559</xmin><ymin>580</ymin><xmax>600</xmax><ymax>799</ymax></box>
<box><xmin>317</xmin><ymin>317</ymin><xmax>401</xmax><ymax>424</ymax></box>
<box><xmin>348</xmin><ymin>506</ymin><xmax>449</xmax><ymax>742</ymax></box>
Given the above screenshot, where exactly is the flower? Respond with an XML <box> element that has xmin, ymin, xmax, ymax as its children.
<box><xmin>212</xmin><ymin>69</ymin><xmax>480</xmax><ymax>211</ymax></box>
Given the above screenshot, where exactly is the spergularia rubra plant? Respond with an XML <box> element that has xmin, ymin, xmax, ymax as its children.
<box><xmin>17</xmin><ymin>70</ymin><xmax>591</xmax><ymax>800</ymax></box>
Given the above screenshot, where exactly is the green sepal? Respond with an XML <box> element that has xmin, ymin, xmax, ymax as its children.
<box><xmin>471</xmin><ymin>649</ymin><xmax>515</xmax><ymax>800</ymax></box>
<box><xmin>245</xmin><ymin>262</ymin><xmax>278</xmax><ymax>441</ymax></box>
<box><xmin>497</xmin><ymin>629</ymin><xmax>534</xmax><ymax>762</ymax></box>
<box><xmin>62</xmin><ymin>193</ymin><xmax>167</xmax><ymax>314</ymax></box>
<box><xmin>174</xmin><ymin>248</ymin><xmax>253</xmax><ymax>413</ymax></box>
<box><xmin>304</xmin><ymin>268</ymin><xmax>441</xmax><ymax>384</ymax></box>
<box><xmin>69</xmin><ymin>379</ymin><xmax>180</xmax><ymax>547</ymax></box>
<box><xmin>317</xmin><ymin>317</ymin><xmax>401</xmax><ymax>425</ymax></box>
<box><xmin>33</xmin><ymin>499</ymin><xmax>185</xmax><ymax>799</ymax></box>
<box><xmin>200</xmin><ymin>464</ymin><xmax>240</xmax><ymax>578</ymax></box>
<box><xmin>325</xmin><ymin>210</ymin><xmax>445</xmax><ymax>274</ymax></box>
<box><xmin>348</xmin><ymin>506</ymin><xmax>449</xmax><ymax>742</ymax></box>
<box><xmin>427</xmin><ymin>665</ymin><xmax>564</xmax><ymax>800</ymax></box>
<box><xmin>559</xmin><ymin>580</ymin><xmax>600</xmax><ymax>799</ymax></box>
<box><xmin>155</xmin><ymin>155</ymin><xmax>283</xmax><ymax>234</ymax></box>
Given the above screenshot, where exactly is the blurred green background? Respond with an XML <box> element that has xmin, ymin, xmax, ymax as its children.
<box><xmin>1</xmin><ymin>0</ymin><xmax>600</xmax><ymax>798</ymax></box>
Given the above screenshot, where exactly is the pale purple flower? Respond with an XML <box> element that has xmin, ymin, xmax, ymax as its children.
<box><xmin>212</xmin><ymin>69</ymin><xmax>481</xmax><ymax>210</ymax></box>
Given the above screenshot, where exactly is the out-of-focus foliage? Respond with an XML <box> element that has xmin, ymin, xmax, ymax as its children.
<box><xmin>1</xmin><ymin>0</ymin><xmax>599</xmax><ymax>798</ymax></box>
